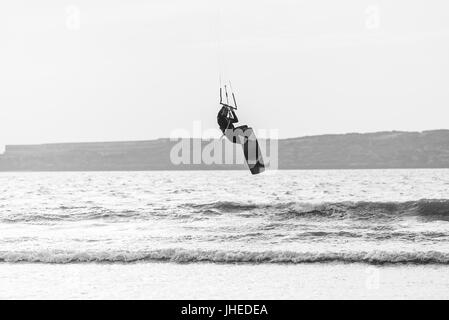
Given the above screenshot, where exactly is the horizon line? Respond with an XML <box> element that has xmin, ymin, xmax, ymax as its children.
<box><xmin>2</xmin><ymin>129</ymin><xmax>449</xmax><ymax>148</ymax></box>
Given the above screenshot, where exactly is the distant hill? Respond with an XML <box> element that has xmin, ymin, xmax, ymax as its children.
<box><xmin>1</xmin><ymin>130</ymin><xmax>449</xmax><ymax>171</ymax></box>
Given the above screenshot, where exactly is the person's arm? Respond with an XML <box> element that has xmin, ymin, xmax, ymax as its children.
<box><xmin>230</xmin><ymin>109</ymin><xmax>239</xmax><ymax>123</ymax></box>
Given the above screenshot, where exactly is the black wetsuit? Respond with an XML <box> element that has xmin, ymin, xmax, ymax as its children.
<box><xmin>217</xmin><ymin>107</ymin><xmax>239</xmax><ymax>134</ymax></box>
<box><xmin>217</xmin><ymin>107</ymin><xmax>250</xmax><ymax>145</ymax></box>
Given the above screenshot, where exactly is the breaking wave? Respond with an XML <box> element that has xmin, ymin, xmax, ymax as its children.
<box><xmin>3</xmin><ymin>200</ymin><xmax>449</xmax><ymax>223</ymax></box>
<box><xmin>1</xmin><ymin>248</ymin><xmax>449</xmax><ymax>265</ymax></box>
<box><xmin>186</xmin><ymin>199</ymin><xmax>449</xmax><ymax>221</ymax></box>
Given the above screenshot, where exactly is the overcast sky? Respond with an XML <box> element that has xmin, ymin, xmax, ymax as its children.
<box><xmin>0</xmin><ymin>0</ymin><xmax>448</xmax><ymax>148</ymax></box>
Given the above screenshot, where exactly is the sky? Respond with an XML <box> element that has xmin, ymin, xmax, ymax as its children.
<box><xmin>0</xmin><ymin>0</ymin><xmax>449</xmax><ymax>149</ymax></box>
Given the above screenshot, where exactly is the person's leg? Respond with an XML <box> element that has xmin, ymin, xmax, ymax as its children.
<box><xmin>224</xmin><ymin>128</ymin><xmax>239</xmax><ymax>144</ymax></box>
<box><xmin>234</xmin><ymin>125</ymin><xmax>249</xmax><ymax>131</ymax></box>
<box><xmin>225</xmin><ymin>128</ymin><xmax>246</xmax><ymax>144</ymax></box>
<box><xmin>233</xmin><ymin>126</ymin><xmax>255</xmax><ymax>145</ymax></box>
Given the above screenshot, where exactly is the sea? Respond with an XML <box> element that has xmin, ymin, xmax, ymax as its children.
<box><xmin>1</xmin><ymin>169</ymin><xmax>449</xmax><ymax>299</ymax></box>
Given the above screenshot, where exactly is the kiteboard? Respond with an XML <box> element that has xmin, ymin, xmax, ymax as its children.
<box><xmin>241</xmin><ymin>128</ymin><xmax>265</xmax><ymax>175</ymax></box>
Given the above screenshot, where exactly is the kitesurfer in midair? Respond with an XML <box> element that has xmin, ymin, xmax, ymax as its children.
<box><xmin>217</xmin><ymin>106</ymin><xmax>248</xmax><ymax>143</ymax></box>
<box><xmin>216</xmin><ymin>87</ymin><xmax>265</xmax><ymax>174</ymax></box>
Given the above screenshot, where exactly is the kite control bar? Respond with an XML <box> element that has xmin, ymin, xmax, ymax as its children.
<box><xmin>220</xmin><ymin>84</ymin><xmax>238</xmax><ymax>110</ymax></box>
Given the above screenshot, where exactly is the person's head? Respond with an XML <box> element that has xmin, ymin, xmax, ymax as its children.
<box><xmin>219</xmin><ymin>106</ymin><xmax>228</xmax><ymax>116</ymax></box>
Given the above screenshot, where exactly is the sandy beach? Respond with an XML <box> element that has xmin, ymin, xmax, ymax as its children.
<box><xmin>0</xmin><ymin>262</ymin><xmax>448</xmax><ymax>300</ymax></box>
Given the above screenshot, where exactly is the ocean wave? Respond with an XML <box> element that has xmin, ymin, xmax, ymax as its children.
<box><xmin>186</xmin><ymin>199</ymin><xmax>449</xmax><ymax>221</ymax></box>
<box><xmin>186</xmin><ymin>201</ymin><xmax>260</xmax><ymax>212</ymax></box>
<box><xmin>0</xmin><ymin>249</ymin><xmax>448</xmax><ymax>265</ymax></box>
<box><xmin>0</xmin><ymin>208</ymin><xmax>145</xmax><ymax>223</ymax></box>
<box><xmin>3</xmin><ymin>199</ymin><xmax>449</xmax><ymax>223</ymax></box>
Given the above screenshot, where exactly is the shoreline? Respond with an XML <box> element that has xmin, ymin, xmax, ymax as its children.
<box><xmin>1</xmin><ymin>262</ymin><xmax>448</xmax><ymax>299</ymax></box>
